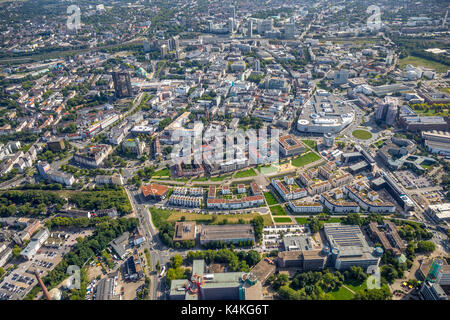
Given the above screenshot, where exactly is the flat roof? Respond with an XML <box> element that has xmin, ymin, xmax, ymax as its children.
<box><xmin>200</xmin><ymin>224</ymin><xmax>255</xmax><ymax>242</ymax></box>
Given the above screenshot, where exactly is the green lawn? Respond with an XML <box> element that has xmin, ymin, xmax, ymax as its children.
<box><xmin>258</xmin><ymin>164</ymin><xmax>278</xmax><ymax>174</ymax></box>
<box><xmin>291</xmin><ymin>152</ymin><xmax>321</xmax><ymax>167</ymax></box>
<box><xmin>273</xmin><ymin>217</ymin><xmax>292</xmax><ymax>223</ymax></box>
<box><xmin>329</xmin><ymin>286</ymin><xmax>354</xmax><ymax>300</ymax></box>
<box><xmin>302</xmin><ymin>139</ymin><xmax>317</xmax><ymax>151</ymax></box>
<box><xmin>264</xmin><ymin>192</ymin><xmax>279</xmax><ymax>205</ymax></box>
<box><xmin>295</xmin><ymin>217</ymin><xmax>308</xmax><ymax>225</ymax></box>
<box><xmin>399</xmin><ymin>55</ymin><xmax>449</xmax><ymax>73</ymax></box>
<box><xmin>352</xmin><ymin>130</ymin><xmax>373</xmax><ymax>140</ymax></box>
<box><xmin>210</xmin><ymin>174</ymin><xmax>232</xmax><ymax>182</ymax></box>
<box><xmin>152</xmin><ymin>168</ymin><xmax>171</xmax><ymax>177</ymax></box>
<box><xmin>270</xmin><ymin>205</ymin><xmax>287</xmax><ymax>216</ymax></box>
<box><xmin>234</xmin><ymin>168</ymin><xmax>257</xmax><ymax>179</ymax></box>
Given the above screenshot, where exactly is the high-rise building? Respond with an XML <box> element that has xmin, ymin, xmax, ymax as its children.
<box><xmin>248</xmin><ymin>19</ymin><xmax>253</xmax><ymax>37</ymax></box>
<box><xmin>168</xmin><ymin>36</ymin><xmax>179</xmax><ymax>52</ymax></box>
<box><xmin>228</xmin><ymin>18</ymin><xmax>234</xmax><ymax>33</ymax></box>
<box><xmin>112</xmin><ymin>72</ymin><xmax>132</xmax><ymax>98</ymax></box>
<box><xmin>258</xmin><ymin>18</ymin><xmax>273</xmax><ymax>34</ymax></box>
<box><xmin>254</xmin><ymin>59</ymin><xmax>260</xmax><ymax>72</ymax></box>
<box><xmin>284</xmin><ymin>22</ymin><xmax>295</xmax><ymax>39</ymax></box>
<box><xmin>160</xmin><ymin>44</ymin><xmax>168</xmax><ymax>58</ymax></box>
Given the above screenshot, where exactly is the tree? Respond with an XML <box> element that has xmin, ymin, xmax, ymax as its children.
<box><xmin>415</xmin><ymin>240</ymin><xmax>435</xmax><ymax>254</ymax></box>
<box><xmin>12</xmin><ymin>245</ymin><xmax>22</xmax><ymax>259</ymax></box>
<box><xmin>245</xmin><ymin>250</ymin><xmax>261</xmax><ymax>267</ymax></box>
<box><xmin>170</xmin><ymin>254</ymin><xmax>183</xmax><ymax>268</ymax></box>
<box><xmin>0</xmin><ymin>267</ymin><xmax>5</xmax><ymax>278</ymax></box>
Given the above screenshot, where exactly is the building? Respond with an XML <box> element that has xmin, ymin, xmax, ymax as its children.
<box><xmin>420</xmin><ymin>281</ymin><xmax>448</xmax><ymax>300</ymax></box>
<box><xmin>206</xmin><ymin>195</ymin><xmax>264</xmax><ymax>210</ymax></box>
<box><xmin>345</xmin><ymin>186</ymin><xmax>396</xmax><ymax>214</ymax></box>
<box><xmin>367</xmin><ymin>221</ymin><xmax>406</xmax><ymax>256</ymax></box>
<box><xmin>426</xmin><ymin>203</ymin><xmax>450</xmax><ymax>223</ymax></box>
<box><xmin>141</xmin><ymin>183</ymin><xmax>169</xmax><ymax>201</ymax></box>
<box><xmin>20</xmin><ymin>228</ymin><xmax>50</xmax><ymax>260</ymax></box>
<box><xmin>271</xmin><ymin>178</ymin><xmax>307</xmax><ymax>201</ymax></box>
<box><xmin>109</xmin><ymin>232</ymin><xmax>130</xmax><ymax>260</ymax></box>
<box><xmin>169</xmin><ymin>259</ymin><xmax>263</xmax><ymax>300</ymax></box>
<box><xmin>47</xmin><ymin>139</ymin><xmax>65</xmax><ymax>152</ymax></box>
<box><xmin>95</xmin><ymin>174</ymin><xmax>124</xmax><ymax>186</ymax></box>
<box><xmin>297</xmin><ymin>92</ymin><xmax>355</xmax><ymax>134</ymax></box>
<box><xmin>169</xmin><ymin>195</ymin><xmax>202</xmax><ymax>208</ymax></box>
<box><xmin>173</xmin><ymin>221</ymin><xmax>197</xmax><ymax>243</ymax></box>
<box><xmin>278</xmin><ymin>134</ymin><xmax>305</xmax><ymax>157</ymax></box>
<box><xmin>320</xmin><ymin>193</ymin><xmax>360</xmax><ymax>214</ymax></box>
<box><xmin>73</xmin><ymin>144</ymin><xmax>112</xmax><ymax>168</ymax></box>
<box><xmin>199</xmin><ymin>224</ymin><xmax>255</xmax><ymax>245</ymax></box>
<box><xmin>277</xmin><ymin>249</ymin><xmax>327</xmax><ymax>270</ymax></box>
<box><xmin>323</xmin><ymin>223</ymin><xmax>381</xmax><ymax>271</ymax></box>
<box><xmin>112</xmin><ymin>72</ymin><xmax>132</xmax><ymax>98</ymax></box>
<box><xmin>288</xmin><ymin>201</ymin><xmax>323</xmax><ymax>214</ymax></box>
<box><xmin>422</xmin><ymin>130</ymin><xmax>450</xmax><ymax>156</ymax></box>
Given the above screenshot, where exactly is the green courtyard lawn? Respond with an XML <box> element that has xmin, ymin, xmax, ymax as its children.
<box><xmin>234</xmin><ymin>168</ymin><xmax>257</xmax><ymax>179</ymax></box>
<box><xmin>273</xmin><ymin>217</ymin><xmax>293</xmax><ymax>223</ymax></box>
<box><xmin>264</xmin><ymin>192</ymin><xmax>279</xmax><ymax>205</ymax></box>
<box><xmin>291</xmin><ymin>152</ymin><xmax>321</xmax><ymax>167</ymax></box>
<box><xmin>352</xmin><ymin>129</ymin><xmax>373</xmax><ymax>140</ymax></box>
<box><xmin>270</xmin><ymin>205</ymin><xmax>287</xmax><ymax>216</ymax></box>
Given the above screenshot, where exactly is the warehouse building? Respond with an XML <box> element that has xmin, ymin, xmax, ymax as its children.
<box><xmin>323</xmin><ymin>223</ymin><xmax>381</xmax><ymax>271</ymax></box>
<box><xmin>199</xmin><ymin>224</ymin><xmax>255</xmax><ymax>245</ymax></box>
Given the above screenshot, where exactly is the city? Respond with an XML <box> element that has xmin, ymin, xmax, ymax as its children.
<box><xmin>0</xmin><ymin>0</ymin><xmax>448</xmax><ymax>304</ymax></box>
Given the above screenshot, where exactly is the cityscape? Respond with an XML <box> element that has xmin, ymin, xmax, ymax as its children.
<box><xmin>0</xmin><ymin>0</ymin><xmax>449</xmax><ymax>303</ymax></box>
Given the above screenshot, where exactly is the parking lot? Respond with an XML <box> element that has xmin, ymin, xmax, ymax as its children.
<box><xmin>0</xmin><ymin>229</ymin><xmax>94</xmax><ymax>300</ymax></box>
<box><xmin>395</xmin><ymin>170</ymin><xmax>433</xmax><ymax>189</ymax></box>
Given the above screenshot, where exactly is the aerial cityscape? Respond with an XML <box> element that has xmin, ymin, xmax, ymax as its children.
<box><xmin>0</xmin><ymin>0</ymin><xmax>449</xmax><ymax>303</ymax></box>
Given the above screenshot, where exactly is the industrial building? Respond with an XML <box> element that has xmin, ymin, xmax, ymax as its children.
<box><xmin>277</xmin><ymin>249</ymin><xmax>327</xmax><ymax>270</ymax></box>
<box><xmin>199</xmin><ymin>224</ymin><xmax>255</xmax><ymax>245</ymax></box>
<box><xmin>323</xmin><ymin>223</ymin><xmax>382</xmax><ymax>271</ymax></box>
<box><xmin>20</xmin><ymin>228</ymin><xmax>50</xmax><ymax>260</ymax></box>
<box><xmin>173</xmin><ymin>221</ymin><xmax>197</xmax><ymax>243</ymax></box>
<box><xmin>169</xmin><ymin>259</ymin><xmax>262</xmax><ymax>300</ymax></box>
<box><xmin>422</xmin><ymin>130</ymin><xmax>450</xmax><ymax>156</ymax></box>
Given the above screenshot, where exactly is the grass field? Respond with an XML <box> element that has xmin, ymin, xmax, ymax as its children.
<box><xmin>399</xmin><ymin>55</ymin><xmax>449</xmax><ymax>73</ymax></box>
<box><xmin>352</xmin><ymin>129</ymin><xmax>373</xmax><ymax>140</ymax></box>
<box><xmin>295</xmin><ymin>217</ymin><xmax>308</xmax><ymax>224</ymax></box>
<box><xmin>152</xmin><ymin>168</ymin><xmax>171</xmax><ymax>177</ymax></box>
<box><xmin>150</xmin><ymin>207</ymin><xmax>273</xmax><ymax>226</ymax></box>
<box><xmin>329</xmin><ymin>286</ymin><xmax>354</xmax><ymax>300</ymax></box>
<box><xmin>264</xmin><ymin>192</ymin><xmax>279</xmax><ymax>205</ymax></box>
<box><xmin>234</xmin><ymin>168</ymin><xmax>257</xmax><ymax>179</ymax></box>
<box><xmin>210</xmin><ymin>174</ymin><xmax>232</xmax><ymax>182</ymax></box>
<box><xmin>291</xmin><ymin>152</ymin><xmax>321</xmax><ymax>167</ymax></box>
<box><xmin>270</xmin><ymin>205</ymin><xmax>287</xmax><ymax>216</ymax></box>
<box><xmin>302</xmin><ymin>139</ymin><xmax>317</xmax><ymax>151</ymax></box>
<box><xmin>258</xmin><ymin>164</ymin><xmax>278</xmax><ymax>174</ymax></box>
<box><xmin>273</xmin><ymin>217</ymin><xmax>293</xmax><ymax>223</ymax></box>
